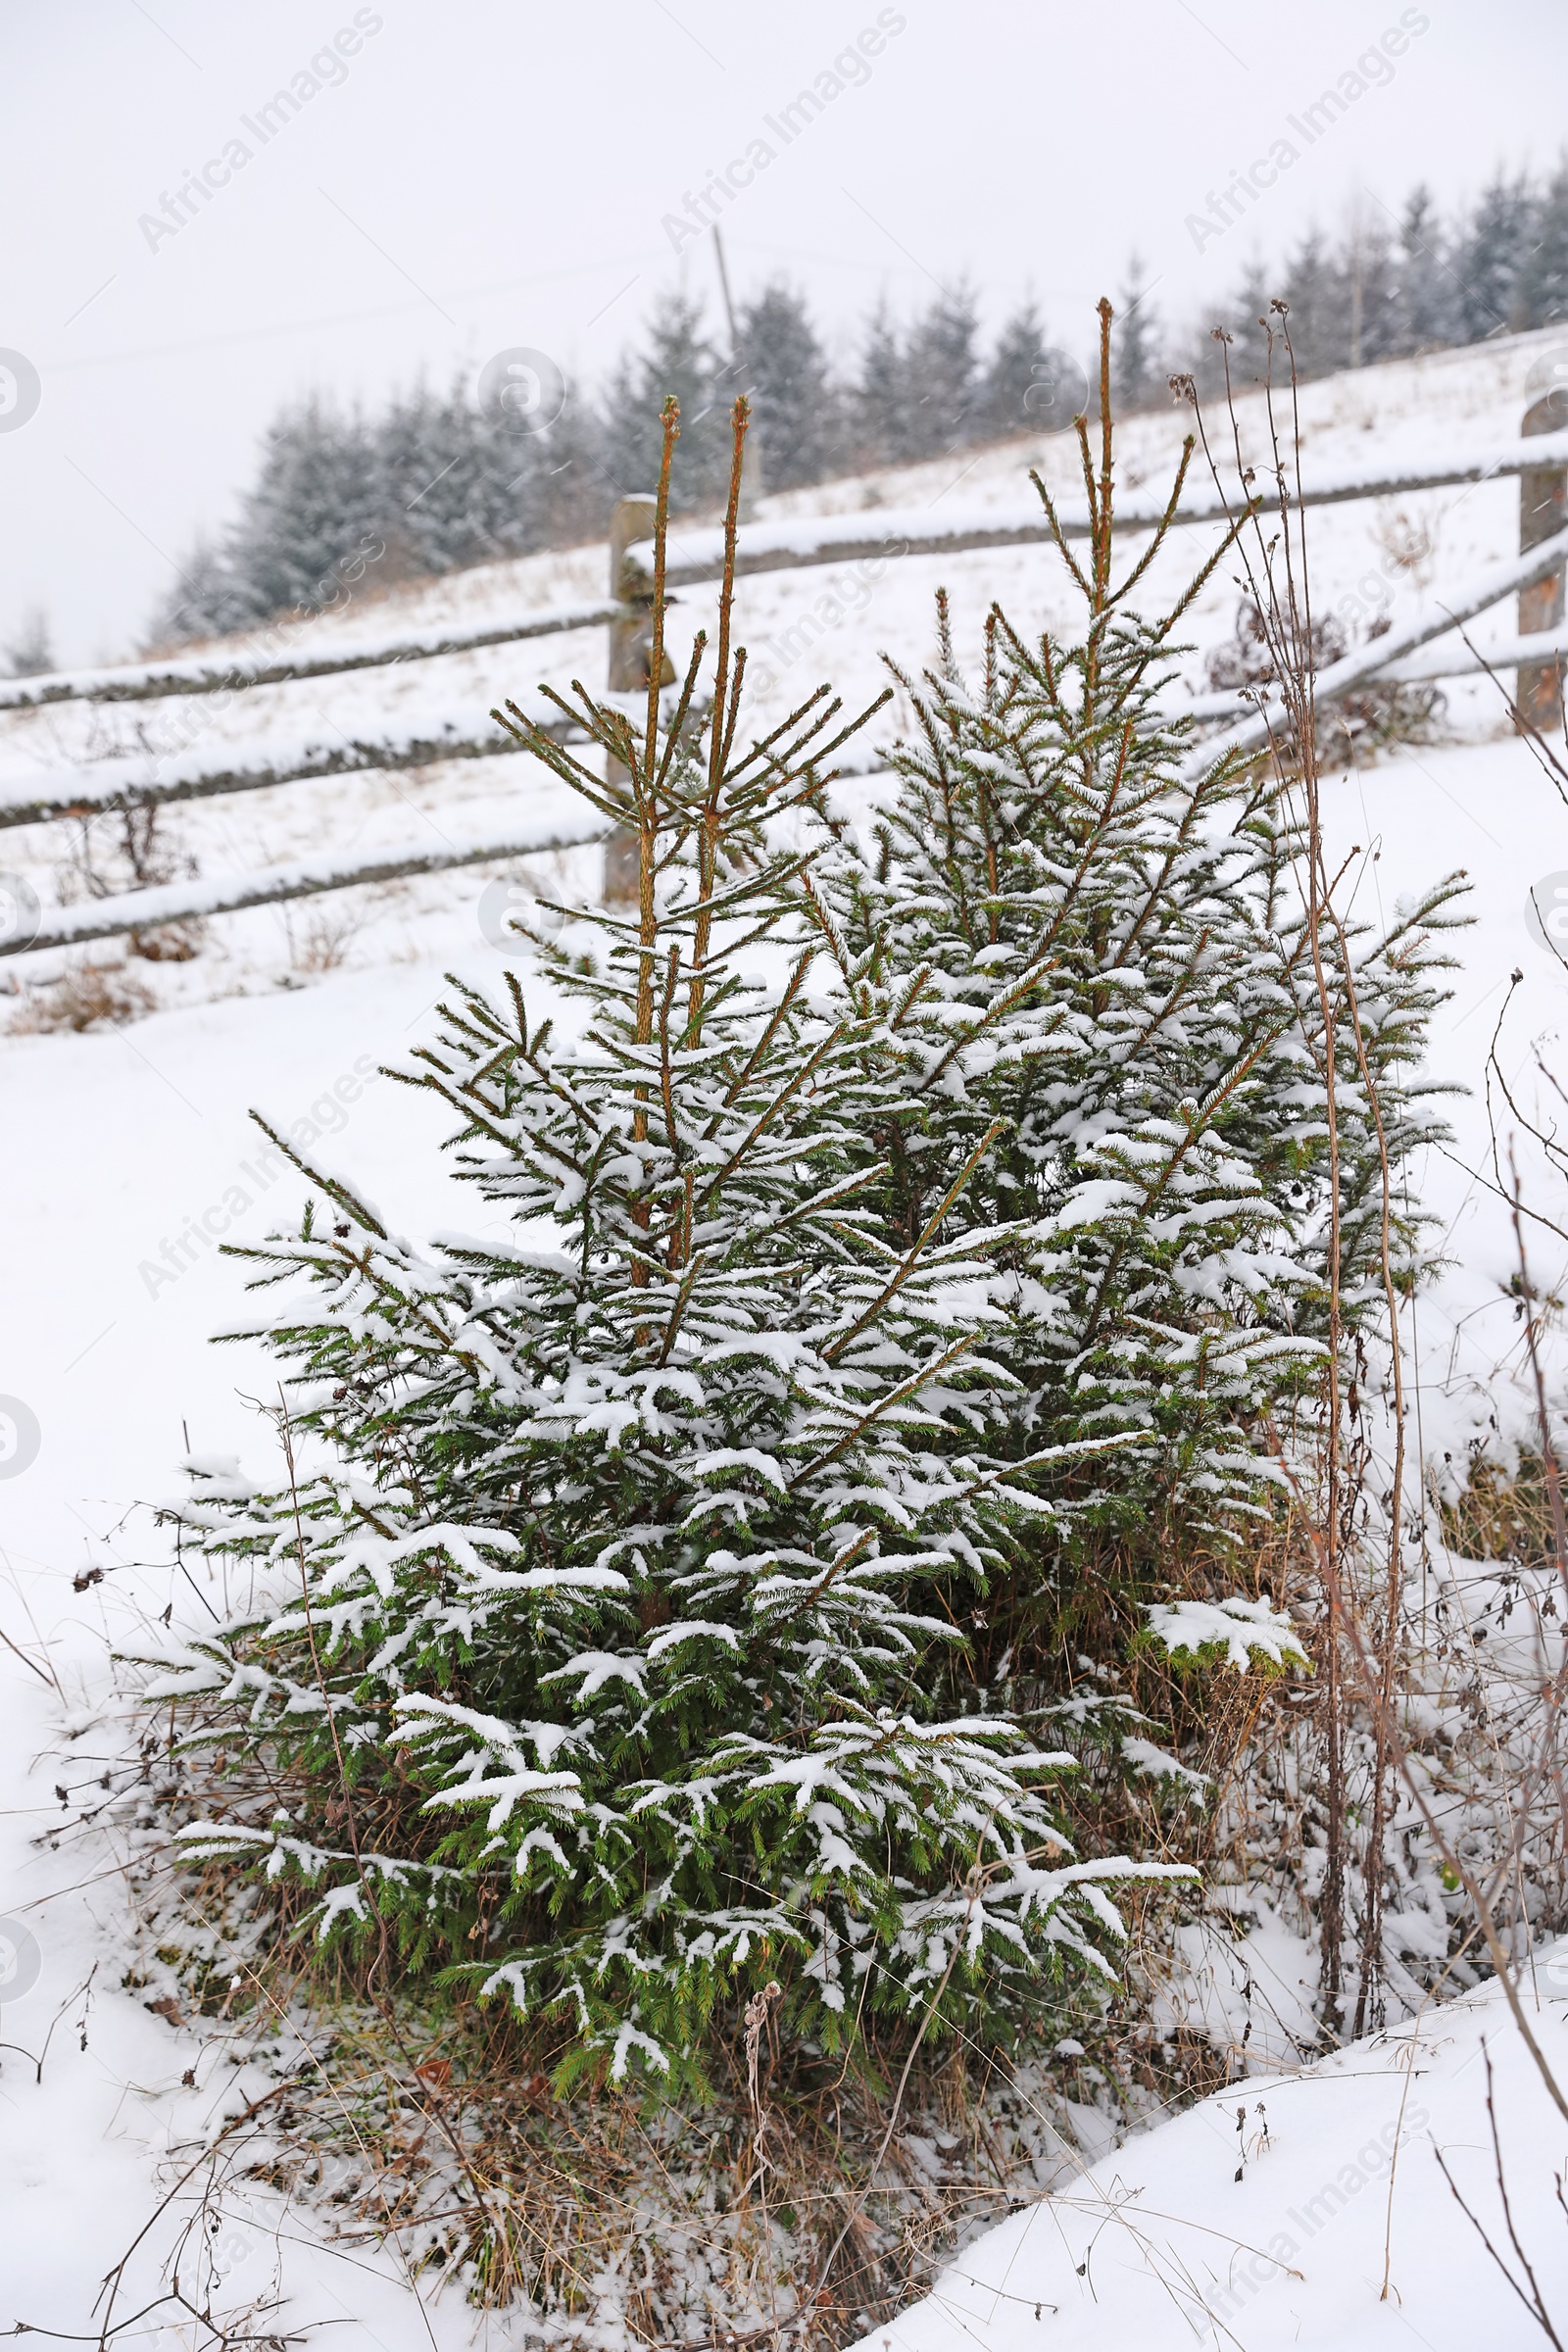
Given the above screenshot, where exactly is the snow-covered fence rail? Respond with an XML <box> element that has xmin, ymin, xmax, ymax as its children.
<box><xmin>0</xmin><ymin>597</ymin><xmax>619</xmax><ymax>714</ymax></box>
<box><xmin>5</xmin><ymin>428</ymin><xmax>1567</xmax><ymax>716</ymax></box>
<box><xmin>6</xmin><ymin>587</ymin><xmax>1556</xmax><ymax>957</ymax></box>
<box><xmin>623</xmin><ymin>429</ymin><xmax>1568</xmax><ymax>593</ymax></box>
<box><xmin>13</xmin><ymin>525</ymin><xmax>1562</xmax><ymax>842</ymax></box>
<box><xmin>0</xmin><ymin>703</ymin><xmax>579</xmax><ymax>833</ymax></box>
<box><xmin>1182</xmin><ymin>620</ymin><xmax>1568</xmax><ymax>722</ymax></box>
<box><xmin>1180</xmin><ymin>519</ymin><xmax>1568</xmax><ymax>767</ymax></box>
<box><xmin>0</xmin><ymin>801</ymin><xmax>609</xmax><ymax>957</ymax></box>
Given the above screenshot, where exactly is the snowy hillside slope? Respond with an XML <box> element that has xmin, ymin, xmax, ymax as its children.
<box><xmin>850</xmin><ymin>1953</ymin><xmax>1568</xmax><ymax>2352</ymax></box>
<box><xmin>4</xmin><ymin>327</ymin><xmax>1568</xmax><ymax>2343</ymax></box>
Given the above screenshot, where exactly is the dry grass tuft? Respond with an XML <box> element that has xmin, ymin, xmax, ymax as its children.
<box><xmin>288</xmin><ymin>903</ymin><xmax>366</xmax><ymax>973</ymax></box>
<box><xmin>181</xmin><ymin>1977</ymin><xmax>1163</xmax><ymax>2343</ymax></box>
<box><xmin>129</xmin><ymin>919</ymin><xmax>205</xmax><ymax>963</ymax></box>
<box><xmin>1439</xmin><ymin>1448</ymin><xmax>1558</xmax><ymax>1572</ymax></box>
<box><xmin>9</xmin><ymin>959</ymin><xmax>156</xmax><ymax>1033</ymax></box>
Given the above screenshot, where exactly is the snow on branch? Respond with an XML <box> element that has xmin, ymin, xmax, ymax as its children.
<box><xmin>1143</xmin><ymin>1593</ymin><xmax>1309</xmax><ymax>1673</ymax></box>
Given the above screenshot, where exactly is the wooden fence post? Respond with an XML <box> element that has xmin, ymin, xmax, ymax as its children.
<box><xmin>1518</xmin><ymin>355</ymin><xmax>1568</xmax><ymax>732</ymax></box>
<box><xmin>603</xmin><ymin>494</ymin><xmax>673</xmax><ymax>900</ymax></box>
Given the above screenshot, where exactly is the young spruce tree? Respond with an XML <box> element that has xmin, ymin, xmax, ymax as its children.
<box><xmin>151</xmin><ymin>396</ymin><xmax>1182</xmax><ymax>2085</ymax></box>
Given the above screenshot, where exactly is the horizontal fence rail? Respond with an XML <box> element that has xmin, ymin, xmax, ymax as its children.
<box><xmin>0</xmin><ymin>599</ymin><xmax>619</xmax><ymax>714</ymax></box>
<box><xmin>3</xmin><ymin>575</ymin><xmax>1555</xmax><ymax>960</ymax></box>
<box><xmin>1181</xmin><ymin>621</ymin><xmax>1568</xmax><ymax>722</ymax></box>
<box><xmin>4</xmin><ymin>428</ymin><xmax>1566</xmax><ymax>716</ymax></box>
<box><xmin>5</xmin><ymin>598</ymin><xmax>1556</xmax><ymax>847</ymax></box>
<box><xmin>1181</xmin><ymin>519</ymin><xmax>1568</xmax><ymax>776</ymax></box>
<box><xmin>0</xmin><ymin>703</ymin><xmax>579</xmax><ymax>832</ymax></box>
<box><xmin>626</xmin><ymin>429</ymin><xmax>1568</xmax><ymax>592</ymax></box>
<box><xmin>1</xmin><ymin>802</ymin><xmax>608</xmax><ymax>958</ymax></box>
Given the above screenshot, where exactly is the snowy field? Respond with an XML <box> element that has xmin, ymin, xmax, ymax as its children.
<box><xmin>4</xmin><ymin>327</ymin><xmax>1568</xmax><ymax>2344</ymax></box>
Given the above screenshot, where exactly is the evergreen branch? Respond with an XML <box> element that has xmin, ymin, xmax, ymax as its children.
<box><xmin>888</xmin><ymin>961</ymin><xmax>935</xmax><ymax>1033</ymax></box>
<box><xmin>756</xmin><ymin>685</ymin><xmax>894</xmax><ymax>790</ymax></box>
<box><xmin>720</xmin><ymin>681</ymin><xmax>836</xmax><ymax>776</ymax></box>
<box><xmin>492</xmin><ymin>688</ymin><xmax>636</xmax><ymax>814</ymax></box>
<box><xmin>1096</xmin><ymin>297</ymin><xmax>1114</xmax><ymax>607</ymax></box>
<box><xmin>786</xmin><ymin>1330</ymin><xmax>985</xmax><ymax>1492</ymax></box>
<box><xmin>416</xmin><ymin>1058</ymin><xmax>587</xmax><ymax>1169</ymax></box>
<box><xmin>1071</xmin><ymin>1007</ymin><xmax>1311</xmax><ymax>1356</ymax></box>
<box><xmin>653</xmin><ymin>632</ymin><xmax>712</xmax><ymax>799</ymax></box>
<box><xmin>246</xmin><ymin>1111</ymin><xmax>388</xmax><ymax>1238</ymax></box>
<box><xmin>1149</xmin><ymin>502</ymin><xmax>1256</xmax><ymax>649</ymax></box>
<box><xmin>657</xmin><ymin>944</ymin><xmax>688</xmax><ymax>1227</ymax></box>
<box><xmin>707</xmin><ymin>396</ymin><xmax>749</xmax><ymax>814</ymax></box>
<box><xmin>796</xmin><ymin>870</ymin><xmax>861</xmax><ymax>999</ymax></box>
<box><xmin>916</xmin><ymin>949</ymin><xmax>1063</xmax><ymax>1094</ymax></box>
<box><xmin>643</xmin><ymin>397</ymin><xmax>680</xmax><ymax>785</ymax></box>
<box><xmin>656</xmin><ymin>1249</ymin><xmax>706</xmax><ymax>1367</ymax></box>
<box><xmin>773</xmin><ymin>1165</ymin><xmax>883</xmax><ymax>1226</ymax></box>
<box><xmin>692</xmin><ymin>1022</ymin><xmax>852</xmax><ymax>1218</ymax></box>
<box><xmin>715</xmin><ymin>947</ymin><xmax>816</xmax><ymax>1116</ymax></box>
<box><xmin>822</xmin><ymin>1120</ymin><xmax>1006</xmax><ymax>1362</ymax></box>
<box><xmin>1027</xmin><ymin>470</ymin><xmax>1093</xmax><ymax>601</ymax></box>
<box><xmin>1106</xmin><ymin>434</ymin><xmax>1195</xmax><ymax>607</ymax></box>
<box><xmin>718</xmin><ymin>642</ymin><xmax>749</xmax><ymax>776</ymax></box>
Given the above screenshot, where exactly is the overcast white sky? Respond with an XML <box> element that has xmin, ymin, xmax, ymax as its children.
<box><xmin>2</xmin><ymin>0</ymin><xmax>1563</xmax><ymax>663</ymax></box>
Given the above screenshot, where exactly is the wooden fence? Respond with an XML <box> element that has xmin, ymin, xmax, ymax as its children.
<box><xmin>2</xmin><ymin>414</ymin><xmax>1564</xmax><ymax>958</ymax></box>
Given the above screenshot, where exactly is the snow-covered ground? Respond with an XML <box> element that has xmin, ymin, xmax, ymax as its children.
<box><xmin>851</xmin><ymin>1953</ymin><xmax>1568</xmax><ymax>2352</ymax></box>
<box><xmin>4</xmin><ymin>325</ymin><xmax>1568</xmax><ymax>2344</ymax></box>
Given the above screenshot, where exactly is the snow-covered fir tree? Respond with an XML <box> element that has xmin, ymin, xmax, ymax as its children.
<box><xmin>226</xmin><ymin>396</ymin><xmax>385</xmax><ymax>620</ymax></box>
<box><xmin>1267</xmin><ymin>231</ymin><xmax>1351</xmax><ymax>376</ymax></box>
<box><xmin>151</xmin><ymin>397</ymin><xmax>386</xmax><ymax>640</ymax></box>
<box><xmin>1394</xmin><ymin>185</ymin><xmax>1458</xmax><ymax>352</ymax></box>
<box><xmin>1452</xmin><ymin>171</ymin><xmax>1537</xmax><ymax>341</ymax></box>
<box><xmin>377</xmin><ymin>380</ymin><xmax>517</xmax><ymax>577</ymax></box>
<box><xmin>850</xmin><ymin>287</ymin><xmax>982</xmax><ymax>467</ymax></box>
<box><xmin>522</xmin><ymin>399</ymin><xmax>614</xmax><ymax>549</ymax></box>
<box><xmin>853</xmin><ymin>297</ymin><xmax>910</xmax><ymax>467</ymax></box>
<box><xmin>1345</xmin><ymin>218</ymin><xmax>1404</xmax><ymax>368</ymax></box>
<box><xmin>1523</xmin><ymin>157</ymin><xmax>1568</xmax><ymax>326</ymax></box>
<box><xmin>736</xmin><ymin>280</ymin><xmax>842</xmax><ymax>489</ymax></box>
<box><xmin>973</xmin><ymin>300</ymin><xmax>1050</xmax><ymax>441</ymax></box>
<box><xmin>806</xmin><ymin>303</ymin><xmax>1463</xmax><ymax>1693</ymax></box>
<box><xmin>149</xmin><ymin>398</ymin><xmax>1186</xmax><ymax>2082</ymax></box>
<box><xmin>602</xmin><ymin>293</ymin><xmax>732</xmax><ymax>512</ymax></box>
<box><xmin>151</xmin><ymin>535</ymin><xmax>268</xmax><ymax>647</ymax></box>
<box><xmin>1</xmin><ymin>605</ymin><xmax>55</xmax><ymax>677</ymax></box>
<box><xmin>900</xmin><ymin>284</ymin><xmax>981</xmax><ymax>459</ymax></box>
<box><xmin>1110</xmin><ymin>265</ymin><xmax>1161</xmax><ymax>410</ymax></box>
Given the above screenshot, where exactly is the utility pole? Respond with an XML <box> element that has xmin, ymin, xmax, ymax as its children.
<box><xmin>712</xmin><ymin>225</ymin><xmax>763</xmax><ymax>519</ymax></box>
